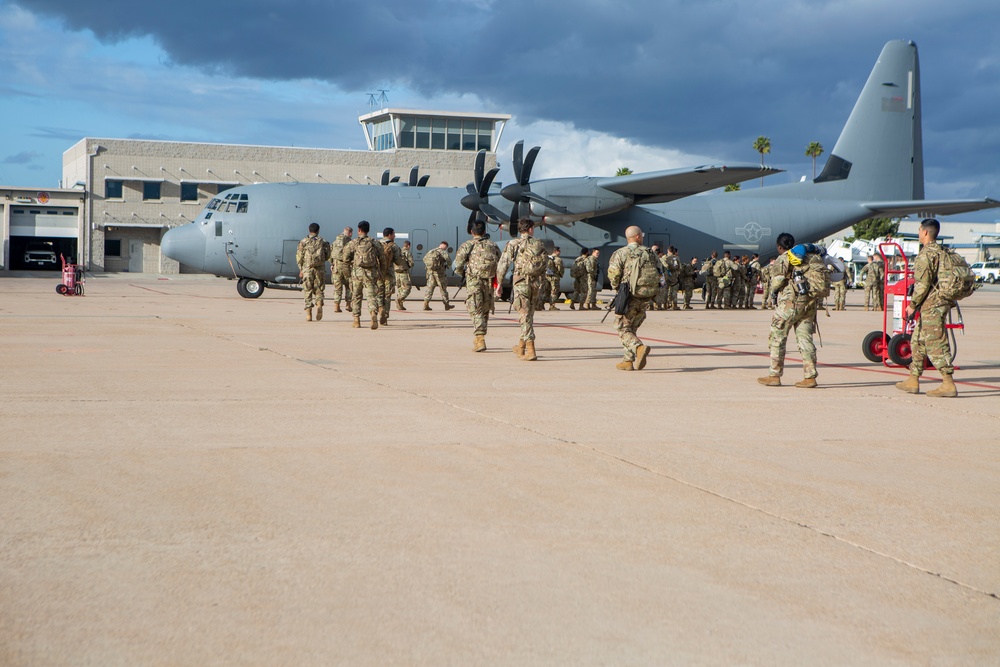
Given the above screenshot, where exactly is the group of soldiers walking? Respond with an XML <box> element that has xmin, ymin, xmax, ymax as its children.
<box><xmin>297</xmin><ymin>218</ymin><xmax>963</xmax><ymax>396</ymax></box>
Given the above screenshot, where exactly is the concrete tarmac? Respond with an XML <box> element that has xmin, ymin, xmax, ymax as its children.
<box><xmin>2</xmin><ymin>273</ymin><xmax>998</xmax><ymax>666</ymax></box>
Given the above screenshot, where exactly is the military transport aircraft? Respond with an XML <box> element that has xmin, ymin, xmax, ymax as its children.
<box><xmin>162</xmin><ymin>40</ymin><xmax>999</xmax><ymax>299</ymax></box>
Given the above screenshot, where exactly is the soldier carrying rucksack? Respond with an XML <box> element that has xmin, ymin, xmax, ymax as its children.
<box><xmin>606</xmin><ymin>225</ymin><xmax>661</xmax><ymax>371</ymax></box>
<box><xmin>422</xmin><ymin>241</ymin><xmax>454</xmax><ymax>311</ymax></box>
<box><xmin>895</xmin><ymin>218</ymin><xmax>974</xmax><ymax>398</ymax></box>
<box><xmin>495</xmin><ymin>219</ymin><xmax>547</xmax><ymax>361</ymax></box>
<box><xmin>454</xmin><ymin>219</ymin><xmax>501</xmax><ymax>352</ymax></box>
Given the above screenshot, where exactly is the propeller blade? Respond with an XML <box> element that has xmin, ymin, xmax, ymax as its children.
<box><xmin>390</xmin><ymin>176</ymin><xmax>401</xmax><ymax>183</ymax></box>
<box><xmin>474</xmin><ymin>150</ymin><xmax>486</xmax><ymax>191</ymax></box>
<box><xmin>521</xmin><ymin>146</ymin><xmax>540</xmax><ymax>185</ymax></box>
<box><xmin>480</xmin><ymin>167</ymin><xmax>499</xmax><ymax>197</ymax></box>
<box><xmin>409</xmin><ymin>167</ymin><xmax>419</xmax><ymax>187</ymax></box>
<box><xmin>512</xmin><ymin>141</ymin><xmax>524</xmax><ymax>184</ymax></box>
<box><xmin>467</xmin><ymin>210</ymin><xmax>477</xmax><ymax>235</ymax></box>
<box><xmin>380</xmin><ymin>170</ymin><xmax>390</xmax><ymax>186</ymax></box>
<box><xmin>418</xmin><ymin>175</ymin><xmax>430</xmax><ymax>187</ymax></box>
<box><xmin>466</xmin><ymin>183</ymin><xmax>478</xmax><ymax>196</ymax></box>
<box><xmin>480</xmin><ymin>202</ymin><xmax>509</xmax><ymax>222</ymax></box>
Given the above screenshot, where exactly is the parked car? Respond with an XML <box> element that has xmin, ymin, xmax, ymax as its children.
<box><xmin>970</xmin><ymin>260</ymin><xmax>1000</xmax><ymax>284</ymax></box>
<box><xmin>24</xmin><ymin>242</ymin><xmax>58</xmax><ymax>267</ymax></box>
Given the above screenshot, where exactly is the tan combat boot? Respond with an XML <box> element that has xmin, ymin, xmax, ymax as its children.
<box><xmin>569</xmin><ymin>302</ymin><xmax>575</xmax><ymax>310</ymax></box>
<box><xmin>512</xmin><ymin>340</ymin><xmax>526</xmax><ymax>358</ymax></box>
<box><xmin>378</xmin><ymin>308</ymin><xmax>388</xmax><ymax>325</ymax></box>
<box><xmin>549</xmin><ymin>303</ymin><xmax>560</xmax><ymax>310</ymax></box>
<box><xmin>794</xmin><ymin>377</ymin><xmax>818</xmax><ymax>389</ymax></box>
<box><xmin>346</xmin><ymin>303</ymin><xmax>352</xmax><ymax>313</ymax></box>
<box><xmin>523</xmin><ymin>340</ymin><xmax>537</xmax><ymax>361</ymax></box>
<box><xmin>445</xmin><ymin>303</ymin><xmax>455</xmax><ymax>310</ymax></box>
<box><xmin>634</xmin><ymin>344</ymin><xmax>651</xmax><ymax>370</ymax></box>
<box><xmin>305</xmin><ymin>307</ymin><xmax>313</xmax><ymax>322</ymax></box>
<box><xmin>616</xmin><ymin>360</ymin><xmax>634</xmax><ymax>371</ymax></box>
<box><xmin>927</xmin><ymin>375</ymin><xmax>958</xmax><ymax>398</ymax></box>
<box><xmin>757</xmin><ymin>376</ymin><xmax>781</xmax><ymax>386</ymax></box>
<box><xmin>371</xmin><ymin>313</ymin><xmax>379</xmax><ymax>330</ymax></box>
<box><xmin>352</xmin><ymin>315</ymin><xmax>361</xmax><ymax>328</ymax></box>
<box><xmin>895</xmin><ymin>375</ymin><xmax>920</xmax><ymax>394</ymax></box>
<box><xmin>423</xmin><ymin>302</ymin><xmax>432</xmax><ymax>311</ymax></box>
<box><xmin>473</xmin><ymin>335</ymin><xmax>487</xmax><ymax>353</ymax></box>
<box><xmin>315</xmin><ymin>304</ymin><xmax>323</xmax><ymax>321</ymax></box>
<box><xmin>396</xmin><ymin>298</ymin><xmax>406</xmax><ymax>311</ymax></box>
<box><xmin>334</xmin><ymin>302</ymin><xmax>342</xmax><ymax>313</ymax></box>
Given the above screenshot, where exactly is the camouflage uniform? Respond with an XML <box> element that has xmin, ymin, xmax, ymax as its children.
<box><xmin>571</xmin><ymin>255</ymin><xmax>588</xmax><ymax>309</ymax></box>
<box><xmin>343</xmin><ymin>234</ymin><xmax>387</xmax><ymax>324</ymax></box>
<box><xmin>455</xmin><ymin>236</ymin><xmax>501</xmax><ymax>339</ymax></box>
<box><xmin>395</xmin><ymin>245</ymin><xmax>414</xmax><ymax>308</ymax></box>
<box><xmin>700</xmin><ymin>257</ymin><xmax>717</xmax><ymax>308</ymax></box>
<box><xmin>497</xmin><ymin>233</ymin><xmax>547</xmax><ymax>344</ymax></box>
<box><xmin>295</xmin><ymin>233</ymin><xmax>330</xmax><ymax>310</ymax></box>
<box><xmin>379</xmin><ymin>238</ymin><xmax>406</xmax><ymax>323</ymax></box>
<box><xmin>908</xmin><ymin>242</ymin><xmax>955</xmax><ymax>377</ymax></box>
<box><xmin>423</xmin><ymin>247</ymin><xmax>451</xmax><ymax>309</ymax></box>
<box><xmin>832</xmin><ymin>272</ymin><xmax>848</xmax><ymax>310</ymax></box>
<box><xmin>607</xmin><ymin>242</ymin><xmax>657</xmax><ymax>367</ymax></box>
<box><xmin>746</xmin><ymin>257</ymin><xmax>762</xmax><ymax>308</ymax></box>
<box><xmin>765</xmin><ymin>252</ymin><xmax>819</xmax><ymax>381</ymax></box>
<box><xmin>760</xmin><ymin>262</ymin><xmax>774</xmax><ymax>308</ymax></box>
<box><xmin>663</xmin><ymin>253</ymin><xmax>681</xmax><ymax>309</ymax></box>
<box><xmin>873</xmin><ymin>258</ymin><xmax>886</xmax><ymax>310</ymax></box>
<box><xmin>548</xmin><ymin>253</ymin><xmax>565</xmax><ymax>307</ymax></box>
<box><xmin>680</xmin><ymin>260</ymin><xmax>697</xmax><ymax>309</ymax></box>
<box><xmin>713</xmin><ymin>257</ymin><xmax>734</xmax><ymax>308</ymax></box>
<box><xmin>860</xmin><ymin>259</ymin><xmax>883</xmax><ymax>310</ymax></box>
<box><xmin>584</xmin><ymin>254</ymin><xmax>600</xmax><ymax>309</ymax></box>
<box><xmin>330</xmin><ymin>233</ymin><xmax>352</xmax><ymax>310</ymax></box>
<box><xmin>732</xmin><ymin>259</ymin><xmax>746</xmax><ymax>308</ymax></box>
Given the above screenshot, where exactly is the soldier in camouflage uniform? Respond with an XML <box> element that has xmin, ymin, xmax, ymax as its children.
<box><xmin>342</xmin><ymin>220</ymin><xmax>387</xmax><ymax>330</ymax></box>
<box><xmin>663</xmin><ymin>246</ymin><xmax>682</xmax><ymax>310</ymax></box>
<box><xmin>680</xmin><ymin>256</ymin><xmax>698</xmax><ymax>309</ymax></box>
<box><xmin>873</xmin><ymin>255</ymin><xmax>886</xmax><ymax>310</ymax></box>
<box><xmin>746</xmin><ymin>253</ymin><xmax>762</xmax><ymax>309</ymax></box>
<box><xmin>496</xmin><ymin>219</ymin><xmax>547</xmax><ymax>361</ymax></box>
<box><xmin>329</xmin><ymin>226</ymin><xmax>353</xmax><ymax>313</ymax></box>
<box><xmin>422</xmin><ymin>241</ymin><xmax>454</xmax><ymax>311</ymax></box>
<box><xmin>700</xmin><ymin>251</ymin><xmax>718</xmax><ymax>308</ymax></box>
<box><xmin>607</xmin><ymin>226</ymin><xmax>659</xmax><ymax>371</ymax></box>
<box><xmin>731</xmin><ymin>254</ymin><xmax>745</xmax><ymax>308</ymax></box>
<box><xmin>758</xmin><ymin>233</ymin><xmax>820</xmax><ymax>388</ymax></box>
<box><xmin>651</xmin><ymin>247</ymin><xmax>667</xmax><ymax>310</ymax></box>
<box><xmin>378</xmin><ymin>228</ymin><xmax>407</xmax><ymax>325</ymax></box>
<box><xmin>760</xmin><ymin>260</ymin><xmax>774</xmax><ymax>308</ymax></box>
<box><xmin>295</xmin><ymin>222</ymin><xmax>331</xmax><ymax>322</ymax></box>
<box><xmin>895</xmin><ymin>218</ymin><xmax>959</xmax><ymax>398</ymax></box>
<box><xmin>454</xmin><ymin>219</ymin><xmax>501</xmax><ymax>352</ymax></box>
<box><xmin>713</xmin><ymin>250</ymin><xmax>735</xmax><ymax>308</ymax></box>
<box><xmin>547</xmin><ymin>246</ymin><xmax>565</xmax><ymax>310</ymax></box>
<box><xmin>584</xmin><ymin>248</ymin><xmax>600</xmax><ymax>309</ymax></box>
<box><xmin>860</xmin><ymin>255</ymin><xmax>882</xmax><ymax>311</ymax></box>
<box><xmin>395</xmin><ymin>240</ymin><xmax>414</xmax><ymax>310</ymax></box>
<box><xmin>832</xmin><ymin>261</ymin><xmax>849</xmax><ymax>310</ymax></box>
<box><xmin>570</xmin><ymin>247</ymin><xmax>589</xmax><ymax>310</ymax></box>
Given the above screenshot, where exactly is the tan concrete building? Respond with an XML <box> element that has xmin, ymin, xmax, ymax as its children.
<box><xmin>55</xmin><ymin>109</ymin><xmax>509</xmax><ymax>273</ymax></box>
<box><xmin>0</xmin><ymin>186</ymin><xmax>84</xmax><ymax>271</ymax></box>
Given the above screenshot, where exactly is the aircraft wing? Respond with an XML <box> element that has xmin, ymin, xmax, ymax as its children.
<box><xmin>596</xmin><ymin>164</ymin><xmax>783</xmax><ymax>205</ymax></box>
<box><xmin>864</xmin><ymin>198</ymin><xmax>1000</xmax><ymax>218</ymax></box>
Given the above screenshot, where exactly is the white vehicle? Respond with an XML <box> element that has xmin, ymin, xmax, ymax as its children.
<box><xmin>970</xmin><ymin>260</ymin><xmax>1000</xmax><ymax>283</ymax></box>
<box><xmin>24</xmin><ymin>242</ymin><xmax>58</xmax><ymax>268</ymax></box>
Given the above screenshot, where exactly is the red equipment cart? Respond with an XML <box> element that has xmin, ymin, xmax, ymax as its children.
<box><xmin>861</xmin><ymin>241</ymin><xmax>963</xmax><ymax>367</ymax></box>
<box><xmin>56</xmin><ymin>254</ymin><xmax>85</xmax><ymax>296</ymax></box>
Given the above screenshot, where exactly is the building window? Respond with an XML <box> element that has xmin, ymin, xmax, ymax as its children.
<box><xmin>478</xmin><ymin>120</ymin><xmax>492</xmax><ymax>151</ymax></box>
<box><xmin>431</xmin><ymin>118</ymin><xmax>445</xmax><ymax>150</ymax></box>
<box><xmin>105</xmin><ymin>239</ymin><xmax>122</xmax><ymax>257</ymax></box>
<box><xmin>143</xmin><ymin>181</ymin><xmax>161</xmax><ymax>200</ymax></box>
<box><xmin>447</xmin><ymin>120</ymin><xmax>461</xmax><ymax>151</ymax></box>
<box><xmin>180</xmin><ymin>183</ymin><xmax>199</xmax><ymax>202</ymax></box>
<box><xmin>399</xmin><ymin>117</ymin><xmax>415</xmax><ymax>148</ymax></box>
<box><xmin>462</xmin><ymin>121</ymin><xmax>477</xmax><ymax>151</ymax></box>
<box><xmin>106</xmin><ymin>179</ymin><xmax>123</xmax><ymax>199</ymax></box>
<box><xmin>415</xmin><ymin>118</ymin><xmax>430</xmax><ymax>149</ymax></box>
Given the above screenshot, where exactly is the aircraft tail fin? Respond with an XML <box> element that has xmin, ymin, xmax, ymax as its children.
<box><xmin>812</xmin><ymin>40</ymin><xmax>924</xmax><ymax>202</ymax></box>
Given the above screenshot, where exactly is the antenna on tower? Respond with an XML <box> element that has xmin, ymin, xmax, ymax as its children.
<box><xmin>367</xmin><ymin>89</ymin><xmax>389</xmax><ymax>110</ymax></box>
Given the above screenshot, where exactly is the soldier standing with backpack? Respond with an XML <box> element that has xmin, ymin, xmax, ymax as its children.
<box><xmin>569</xmin><ymin>247</ymin><xmax>589</xmax><ymax>310</ymax></box>
<box><xmin>342</xmin><ymin>220</ymin><xmax>387</xmax><ymax>330</ymax></box>
<box><xmin>329</xmin><ymin>226</ymin><xmax>353</xmax><ymax>313</ymax></box>
<box><xmin>295</xmin><ymin>222</ymin><xmax>330</xmax><ymax>322</ymax></box>
<box><xmin>546</xmin><ymin>246</ymin><xmax>565</xmax><ymax>310</ymax></box>
<box><xmin>758</xmin><ymin>233</ymin><xmax>823</xmax><ymax>388</ymax></box>
<box><xmin>895</xmin><ymin>218</ymin><xmax>973</xmax><ymax>398</ymax></box>
<box><xmin>607</xmin><ymin>226</ymin><xmax>661</xmax><ymax>371</ymax></box>
<box><xmin>395</xmin><ymin>240</ymin><xmax>414</xmax><ymax>310</ymax></box>
<box><xmin>495</xmin><ymin>219</ymin><xmax>548</xmax><ymax>361</ymax></box>
<box><xmin>454</xmin><ymin>220</ymin><xmax>501</xmax><ymax>352</ymax></box>
<box><xmin>378</xmin><ymin>228</ymin><xmax>407</xmax><ymax>325</ymax></box>
<box><xmin>422</xmin><ymin>241</ymin><xmax>454</xmax><ymax>311</ymax></box>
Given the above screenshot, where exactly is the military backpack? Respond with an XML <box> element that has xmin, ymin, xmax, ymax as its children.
<box><xmin>792</xmin><ymin>251</ymin><xmax>831</xmax><ymax>302</ymax></box>
<box><xmin>423</xmin><ymin>248</ymin><xmax>446</xmax><ymax>272</ymax></box>
<box><xmin>570</xmin><ymin>257</ymin><xmax>586</xmax><ymax>279</ymax></box>
<box><xmin>935</xmin><ymin>247</ymin><xmax>976</xmax><ymax>302</ymax></box>
<box><xmin>625</xmin><ymin>246</ymin><xmax>663</xmax><ymax>299</ymax></box>
<box><xmin>354</xmin><ymin>236</ymin><xmax>379</xmax><ymax>269</ymax></box>
<box><xmin>466</xmin><ymin>238</ymin><xmax>499</xmax><ymax>279</ymax></box>
<box><xmin>515</xmin><ymin>238</ymin><xmax>548</xmax><ymax>279</ymax></box>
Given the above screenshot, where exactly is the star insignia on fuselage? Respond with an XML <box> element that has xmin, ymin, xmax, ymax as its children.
<box><xmin>735</xmin><ymin>222</ymin><xmax>771</xmax><ymax>244</ymax></box>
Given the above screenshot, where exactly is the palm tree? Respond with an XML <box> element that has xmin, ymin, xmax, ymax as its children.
<box><xmin>724</xmin><ymin>183</ymin><xmax>741</xmax><ymax>192</ymax></box>
<box><xmin>615</xmin><ymin>167</ymin><xmax>633</xmax><ymax>176</ymax></box>
<box><xmin>805</xmin><ymin>141</ymin><xmax>824</xmax><ymax>178</ymax></box>
<box><xmin>753</xmin><ymin>136</ymin><xmax>771</xmax><ymax>186</ymax></box>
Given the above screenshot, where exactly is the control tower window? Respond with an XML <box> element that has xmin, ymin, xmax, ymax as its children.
<box><xmin>462</xmin><ymin>121</ymin><xmax>477</xmax><ymax>151</ymax></box>
<box><xmin>478</xmin><ymin>120</ymin><xmax>491</xmax><ymax>151</ymax></box>
<box><xmin>399</xmin><ymin>117</ymin><xmax>415</xmax><ymax>148</ymax></box>
<box><xmin>447</xmin><ymin>120</ymin><xmax>461</xmax><ymax>150</ymax></box>
<box><xmin>415</xmin><ymin>118</ymin><xmax>431</xmax><ymax>149</ymax></box>
<box><xmin>431</xmin><ymin>119</ymin><xmax>446</xmax><ymax>150</ymax></box>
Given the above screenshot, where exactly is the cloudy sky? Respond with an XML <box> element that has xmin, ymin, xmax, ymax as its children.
<box><xmin>2</xmin><ymin>0</ymin><xmax>999</xmax><ymax>221</ymax></box>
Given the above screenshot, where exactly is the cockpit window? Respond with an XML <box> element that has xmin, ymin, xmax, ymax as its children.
<box><xmin>207</xmin><ymin>198</ymin><xmax>222</xmax><ymax>211</ymax></box>
<box><xmin>237</xmin><ymin>200</ymin><xmax>249</xmax><ymax>213</ymax></box>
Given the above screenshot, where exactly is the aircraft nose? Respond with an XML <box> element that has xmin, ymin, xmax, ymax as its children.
<box><xmin>161</xmin><ymin>223</ymin><xmax>206</xmax><ymax>270</ymax></box>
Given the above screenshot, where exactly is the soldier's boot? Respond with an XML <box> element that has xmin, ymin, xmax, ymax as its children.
<box><xmin>757</xmin><ymin>375</ymin><xmax>781</xmax><ymax>386</ymax></box>
<box><xmin>794</xmin><ymin>377</ymin><xmax>818</xmax><ymax>389</ymax></box>
<box><xmin>316</xmin><ymin>304</ymin><xmax>323</xmax><ymax>321</ymax></box>
<box><xmin>616</xmin><ymin>360</ymin><xmax>634</xmax><ymax>371</ymax></box>
<box><xmin>895</xmin><ymin>375</ymin><xmax>920</xmax><ymax>394</ymax></box>
<box><xmin>346</xmin><ymin>302</ymin><xmax>352</xmax><ymax>313</ymax></box>
<box><xmin>423</xmin><ymin>302</ymin><xmax>432</xmax><ymax>311</ymax></box>
<box><xmin>305</xmin><ymin>307</ymin><xmax>313</xmax><ymax>322</ymax></box>
<box><xmin>569</xmin><ymin>302</ymin><xmax>576</xmax><ymax>310</ymax></box>
<box><xmin>864</xmin><ymin>305</ymin><xmax>870</xmax><ymax>311</ymax></box>
<box><xmin>352</xmin><ymin>315</ymin><xmax>361</xmax><ymax>328</ymax></box>
<box><xmin>473</xmin><ymin>335</ymin><xmax>487</xmax><ymax>353</ymax></box>
<box><xmin>445</xmin><ymin>303</ymin><xmax>455</xmax><ymax>311</ymax></box>
<box><xmin>371</xmin><ymin>313</ymin><xmax>379</xmax><ymax>330</ymax></box>
<box><xmin>512</xmin><ymin>340</ymin><xmax>526</xmax><ymax>358</ymax></box>
<box><xmin>378</xmin><ymin>308</ymin><xmax>388</xmax><ymax>325</ymax></box>
<box><xmin>396</xmin><ymin>298</ymin><xmax>406</xmax><ymax>311</ymax></box>
<box><xmin>927</xmin><ymin>375</ymin><xmax>958</xmax><ymax>398</ymax></box>
<box><xmin>522</xmin><ymin>340</ymin><xmax>537</xmax><ymax>361</ymax></box>
<box><xmin>549</xmin><ymin>303</ymin><xmax>560</xmax><ymax>310</ymax></box>
<box><xmin>634</xmin><ymin>344</ymin><xmax>651</xmax><ymax>370</ymax></box>
<box><xmin>684</xmin><ymin>305</ymin><xmax>693</xmax><ymax>310</ymax></box>
<box><xmin>333</xmin><ymin>302</ymin><xmax>342</xmax><ymax>313</ymax></box>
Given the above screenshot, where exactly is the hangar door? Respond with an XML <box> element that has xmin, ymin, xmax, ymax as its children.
<box><xmin>9</xmin><ymin>207</ymin><xmax>79</xmax><ymax>270</ymax></box>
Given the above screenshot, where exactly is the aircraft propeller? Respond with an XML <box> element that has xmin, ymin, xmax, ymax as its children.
<box><xmin>459</xmin><ymin>150</ymin><xmax>505</xmax><ymax>233</ymax></box>
<box><xmin>499</xmin><ymin>140</ymin><xmax>569</xmax><ymax>235</ymax></box>
<box><xmin>379</xmin><ymin>167</ymin><xmax>429</xmax><ymax>187</ymax></box>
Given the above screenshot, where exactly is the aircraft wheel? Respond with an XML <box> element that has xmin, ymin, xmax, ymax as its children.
<box><xmin>56</xmin><ymin>284</ymin><xmax>68</xmax><ymax>295</ymax></box>
<box><xmin>862</xmin><ymin>330</ymin><xmax>885</xmax><ymax>363</ymax></box>
<box><xmin>887</xmin><ymin>333</ymin><xmax>912</xmax><ymax>367</ymax></box>
<box><xmin>988</xmin><ymin>274</ymin><xmax>996</xmax><ymax>284</ymax></box>
<box><xmin>237</xmin><ymin>278</ymin><xmax>265</xmax><ymax>299</ymax></box>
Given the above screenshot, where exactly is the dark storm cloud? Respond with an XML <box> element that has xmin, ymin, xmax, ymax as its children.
<box><xmin>13</xmin><ymin>0</ymin><xmax>1000</xmax><ymax>193</ymax></box>
<box><xmin>3</xmin><ymin>150</ymin><xmax>41</xmax><ymax>164</ymax></box>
